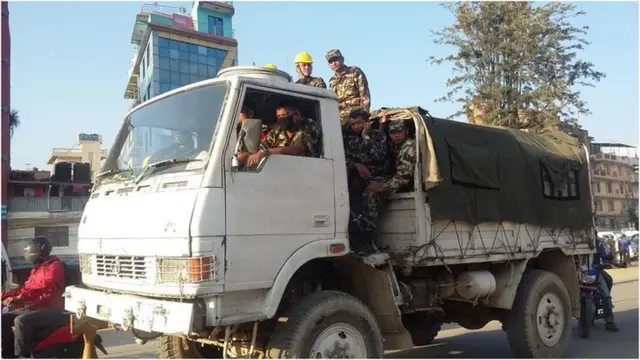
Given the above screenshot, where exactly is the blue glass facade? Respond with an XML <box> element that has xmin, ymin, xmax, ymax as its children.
<box><xmin>156</xmin><ymin>36</ymin><xmax>228</xmax><ymax>95</ymax></box>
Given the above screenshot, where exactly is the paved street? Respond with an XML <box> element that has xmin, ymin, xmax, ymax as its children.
<box><xmin>100</xmin><ymin>277</ymin><xmax>639</xmax><ymax>359</ymax></box>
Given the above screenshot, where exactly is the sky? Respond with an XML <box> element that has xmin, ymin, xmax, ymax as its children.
<box><xmin>7</xmin><ymin>0</ymin><xmax>639</xmax><ymax>169</ymax></box>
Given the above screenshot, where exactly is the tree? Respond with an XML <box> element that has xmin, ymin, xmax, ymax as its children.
<box><xmin>9</xmin><ymin>109</ymin><xmax>20</xmax><ymax>137</ymax></box>
<box><xmin>429</xmin><ymin>2</ymin><xmax>605</xmax><ymax>132</ymax></box>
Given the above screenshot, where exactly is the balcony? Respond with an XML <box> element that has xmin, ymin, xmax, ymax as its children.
<box><xmin>7</xmin><ymin>196</ymin><xmax>88</xmax><ymax>213</ymax></box>
<box><xmin>591</xmin><ymin>152</ymin><xmax>639</xmax><ymax>167</ymax></box>
<box><xmin>47</xmin><ymin>148</ymin><xmax>108</xmax><ymax>165</ymax></box>
<box><xmin>591</xmin><ymin>169</ymin><xmax>637</xmax><ymax>183</ymax></box>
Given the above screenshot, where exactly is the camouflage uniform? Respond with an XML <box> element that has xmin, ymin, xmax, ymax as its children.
<box><xmin>326</xmin><ymin>49</ymin><xmax>371</xmax><ymax>126</ymax></box>
<box><xmin>352</xmin><ymin>121</ymin><xmax>417</xmax><ymax>233</ymax></box>
<box><xmin>383</xmin><ymin>121</ymin><xmax>417</xmax><ymax>194</ymax></box>
<box><xmin>261</xmin><ymin>118</ymin><xmax>322</xmax><ymax>158</ymax></box>
<box><xmin>296</xmin><ymin>76</ymin><xmax>327</xmax><ymax>89</ymax></box>
<box><xmin>345</xmin><ymin>128</ymin><xmax>392</xmax><ymax>233</ymax></box>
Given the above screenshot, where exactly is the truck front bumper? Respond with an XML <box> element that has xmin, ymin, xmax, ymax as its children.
<box><xmin>64</xmin><ymin>286</ymin><xmax>199</xmax><ymax>336</ymax></box>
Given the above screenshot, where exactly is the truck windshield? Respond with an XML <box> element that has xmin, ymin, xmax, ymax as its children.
<box><xmin>102</xmin><ymin>82</ymin><xmax>228</xmax><ymax>183</ymax></box>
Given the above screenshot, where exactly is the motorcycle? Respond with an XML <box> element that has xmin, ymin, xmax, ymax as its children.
<box><xmin>2</xmin><ymin>284</ymin><xmax>107</xmax><ymax>358</ymax></box>
<box><xmin>578</xmin><ymin>266</ymin><xmax>606</xmax><ymax>339</ymax></box>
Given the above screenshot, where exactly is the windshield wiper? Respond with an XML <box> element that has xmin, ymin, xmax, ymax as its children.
<box><xmin>96</xmin><ymin>168</ymin><xmax>132</xmax><ymax>179</ymax></box>
<box><xmin>134</xmin><ymin>158</ymin><xmax>203</xmax><ymax>184</ymax></box>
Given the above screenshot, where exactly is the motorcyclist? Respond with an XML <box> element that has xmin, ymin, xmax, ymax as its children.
<box><xmin>1</xmin><ymin>236</ymin><xmax>66</xmax><ymax>358</ymax></box>
<box><xmin>592</xmin><ymin>236</ymin><xmax>619</xmax><ymax>332</ymax></box>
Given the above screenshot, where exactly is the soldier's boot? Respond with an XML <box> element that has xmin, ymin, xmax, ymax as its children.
<box><xmin>348</xmin><ymin>218</ymin><xmax>375</xmax><ymax>256</ymax></box>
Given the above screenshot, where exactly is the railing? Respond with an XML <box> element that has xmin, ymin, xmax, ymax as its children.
<box><xmin>48</xmin><ymin>149</ymin><xmax>108</xmax><ymax>159</ymax></box>
<box><xmin>7</xmin><ymin>197</ymin><xmax>88</xmax><ymax>213</ymax></box>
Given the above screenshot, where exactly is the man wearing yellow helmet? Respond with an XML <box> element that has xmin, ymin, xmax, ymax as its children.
<box><xmin>294</xmin><ymin>52</ymin><xmax>327</xmax><ymax>89</ymax></box>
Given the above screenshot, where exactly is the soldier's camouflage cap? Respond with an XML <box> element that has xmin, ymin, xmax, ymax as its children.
<box><xmin>389</xmin><ymin>120</ymin><xmax>406</xmax><ymax>132</ymax></box>
<box><xmin>326</xmin><ymin>49</ymin><xmax>343</xmax><ymax>61</ymax></box>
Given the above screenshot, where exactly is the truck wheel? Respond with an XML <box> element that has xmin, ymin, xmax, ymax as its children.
<box><xmin>266</xmin><ymin>290</ymin><xmax>383</xmax><ymax>358</ymax></box>
<box><xmin>504</xmin><ymin>270</ymin><xmax>572</xmax><ymax>358</ymax></box>
<box><xmin>157</xmin><ymin>335</ymin><xmax>222</xmax><ymax>358</ymax></box>
<box><xmin>402</xmin><ymin>313</ymin><xmax>442</xmax><ymax>346</ymax></box>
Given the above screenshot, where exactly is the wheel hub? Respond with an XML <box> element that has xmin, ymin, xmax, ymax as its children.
<box><xmin>309</xmin><ymin>322</ymin><xmax>367</xmax><ymax>359</ymax></box>
<box><xmin>536</xmin><ymin>292</ymin><xmax>565</xmax><ymax>347</ymax></box>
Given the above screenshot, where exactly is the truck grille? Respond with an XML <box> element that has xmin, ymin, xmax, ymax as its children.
<box><xmin>95</xmin><ymin>255</ymin><xmax>148</xmax><ymax>280</ymax></box>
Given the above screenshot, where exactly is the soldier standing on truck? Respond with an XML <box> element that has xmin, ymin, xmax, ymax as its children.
<box><xmin>345</xmin><ymin>110</ymin><xmax>391</xmax><ymax>254</ymax></box>
<box><xmin>326</xmin><ymin>49</ymin><xmax>371</xmax><ymax>127</ymax></box>
<box><xmin>294</xmin><ymin>52</ymin><xmax>327</xmax><ymax>89</ymax></box>
<box><xmin>366</xmin><ymin>117</ymin><xmax>417</xmax><ymax>195</ymax></box>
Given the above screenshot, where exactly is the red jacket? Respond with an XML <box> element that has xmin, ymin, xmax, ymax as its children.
<box><xmin>2</xmin><ymin>256</ymin><xmax>65</xmax><ymax>310</ymax></box>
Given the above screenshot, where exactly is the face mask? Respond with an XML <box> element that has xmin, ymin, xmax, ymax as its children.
<box><xmin>278</xmin><ymin>115</ymin><xmax>294</xmax><ymax>130</ymax></box>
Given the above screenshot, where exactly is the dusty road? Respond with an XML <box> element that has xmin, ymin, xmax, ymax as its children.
<box><xmin>100</xmin><ymin>279</ymin><xmax>639</xmax><ymax>359</ymax></box>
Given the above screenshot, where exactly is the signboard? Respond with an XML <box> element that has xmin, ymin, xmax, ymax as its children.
<box><xmin>78</xmin><ymin>133</ymin><xmax>101</xmax><ymax>142</ymax></box>
<box><xmin>172</xmin><ymin>13</ymin><xmax>194</xmax><ymax>31</ymax></box>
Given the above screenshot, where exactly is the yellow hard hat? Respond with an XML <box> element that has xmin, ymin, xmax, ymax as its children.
<box><xmin>264</xmin><ymin>64</ymin><xmax>278</xmax><ymax>70</ymax></box>
<box><xmin>294</xmin><ymin>52</ymin><xmax>313</xmax><ymax>64</ymax></box>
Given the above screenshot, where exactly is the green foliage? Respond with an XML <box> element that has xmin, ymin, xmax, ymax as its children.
<box><xmin>429</xmin><ymin>2</ymin><xmax>605</xmax><ymax>132</ymax></box>
<box><xmin>9</xmin><ymin>109</ymin><xmax>19</xmax><ymax>137</ymax></box>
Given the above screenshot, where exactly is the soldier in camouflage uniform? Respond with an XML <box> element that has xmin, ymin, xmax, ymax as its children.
<box><xmin>344</xmin><ymin>110</ymin><xmax>391</xmax><ymax>254</ymax></box>
<box><xmin>243</xmin><ymin>101</ymin><xmax>322</xmax><ymax>168</ymax></box>
<box><xmin>294</xmin><ymin>52</ymin><xmax>327</xmax><ymax>89</ymax></box>
<box><xmin>326</xmin><ymin>49</ymin><xmax>371</xmax><ymax>127</ymax></box>
<box><xmin>366</xmin><ymin>118</ymin><xmax>417</xmax><ymax>195</ymax></box>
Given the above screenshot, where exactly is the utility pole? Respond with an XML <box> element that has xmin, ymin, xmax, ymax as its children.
<box><xmin>1</xmin><ymin>1</ymin><xmax>11</xmax><ymax>248</ymax></box>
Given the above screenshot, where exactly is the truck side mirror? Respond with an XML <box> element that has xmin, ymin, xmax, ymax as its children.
<box><xmin>8</xmin><ymin>283</ymin><xmax>19</xmax><ymax>291</ymax></box>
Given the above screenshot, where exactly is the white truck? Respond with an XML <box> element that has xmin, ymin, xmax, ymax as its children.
<box><xmin>64</xmin><ymin>67</ymin><xmax>595</xmax><ymax>358</ymax></box>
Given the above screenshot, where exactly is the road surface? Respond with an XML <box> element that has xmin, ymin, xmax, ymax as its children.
<box><xmin>100</xmin><ymin>279</ymin><xmax>639</xmax><ymax>359</ymax></box>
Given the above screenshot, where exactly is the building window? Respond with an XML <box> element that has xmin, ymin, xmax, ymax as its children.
<box><xmin>208</xmin><ymin>16</ymin><xmax>224</xmax><ymax>36</ymax></box>
<box><xmin>35</xmin><ymin>226</ymin><xmax>69</xmax><ymax>247</ymax></box>
<box><xmin>607</xmin><ymin>200</ymin><xmax>614</xmax><ymax>212</ymax></box>
<box><xmin>156</xmin><ymin>37</ymin><xmax>228</xmax><ymax>95</ymax></box>
<box><xmin>606</xmin><ymin>181</ymin><xmax>612</xmax><ymax>193</ymax></box>
<box><xmin>596</xmin><ymin>182</ymin><xmax>601</xmax><ymax>193</ymax></box>
<box><xmin>608</xmin><ymin>218</ymin><xmax>615</xmax><ymax>229</ymax></box>
<box><xmin>596</xmin><ymin>200</ymin><xmax>603</xmax><ymax>212</ymax></box>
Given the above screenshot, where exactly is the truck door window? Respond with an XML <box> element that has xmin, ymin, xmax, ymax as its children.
<box><xmin>233</xmin><ymin>89</ymin><xmax>324</xmax><ymax>172</ymax></box>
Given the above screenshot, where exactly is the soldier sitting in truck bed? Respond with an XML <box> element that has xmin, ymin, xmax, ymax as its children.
<box><xmin>366</xmin><ymin>117</ymin><xmax>417</xmax><ymax>195</ymax></box>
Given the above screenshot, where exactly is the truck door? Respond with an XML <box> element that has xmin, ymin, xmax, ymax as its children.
<box><xmin>223</xmin><ymin>87</ymin><xmax>336</xmax><ymax>291</ymax></box>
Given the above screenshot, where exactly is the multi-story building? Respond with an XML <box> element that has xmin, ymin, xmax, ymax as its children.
<box><xmin>121</xmin><ymin>1</ymin><xmax>238</xmax><ymax>169</ymax></box>
<box><xmin>591</xmin><ymin>142</ymin><xmax>639</xmax><ymax>230</ymax></box>
<box><xmin>6</xmin><ymin>170</ymin><xmax>91</xmax><ymax>270</ymax></box>
<box><xmin>47</xmin><ymin>133</ymin><xmax>108</xmax><ymax>182</ymax></box>
<box><xmin>124</xmin><ymin>1</ymin><xmax>237</xmax><ymax>103</ymax></box>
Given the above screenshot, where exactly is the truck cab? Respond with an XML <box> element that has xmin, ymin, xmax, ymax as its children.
<box><xmin>65</xmin><ymin>66</ymin><xmax>595</xmax><ymax>359</ymax></box>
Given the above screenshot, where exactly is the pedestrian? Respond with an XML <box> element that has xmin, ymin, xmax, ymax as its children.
<box><xmin>294</xmin><ymin>52</ymin><xmax>327</xmax><ymax>89</ymax></box>
<box><xmin>619</xmin><ymin>235</ymin><xmax>630</xmax><ymax>265</ymax></box>
<box><xmin>326</xmin><ymin>49</ymin><xmax>371</xmax><ymax>127</ymax></box>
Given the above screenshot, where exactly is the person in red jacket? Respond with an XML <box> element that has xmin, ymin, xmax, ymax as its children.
<box><xmin>2</xmin><ymin>235</ymin><xmax>65</xmax><ymax>358</ymax></box>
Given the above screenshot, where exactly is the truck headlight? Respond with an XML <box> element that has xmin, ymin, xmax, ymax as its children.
<box><xmin>156</xmin><ymin>256</ymin><xmax>216</xmax><ymax>284</ymax></box>
<box><xmin>78</xmin><ymin>254</ymin><xmax>93</xmax><ymax>275</ymax></box>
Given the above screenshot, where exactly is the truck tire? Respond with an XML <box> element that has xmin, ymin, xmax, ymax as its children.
<box><xmin>504</xmin><ymin>269</ymin><xmax>572</xmax><ymax>358</ymax></box>
<box><xmin>402</xmin><ymin>313</ymin><xmax>442</xmax><ymax>346</ymax></box>
<box><xmin>157</xmin><ymin>335</ymin><xmax>222</xmax><ymax>358</ymax></box>
<box><xmin>265</xmin><ymin>290</ymin><xmax>383</xmax><ymax>358</ymax></box>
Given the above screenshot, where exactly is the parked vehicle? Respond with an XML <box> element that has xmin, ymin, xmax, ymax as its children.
<box><xmin>63</xmin><ymin>67</ymin><xmax>595</xmax><ymax>358</ymax></box>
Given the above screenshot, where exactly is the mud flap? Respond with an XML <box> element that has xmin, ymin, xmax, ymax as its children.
<box><xmin>333</xmin><ymin>256</ymin><xmax>413</xmax><ymax>351</ymax></box>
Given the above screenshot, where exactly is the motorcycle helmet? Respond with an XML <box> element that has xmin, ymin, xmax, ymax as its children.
<box><xmin>23</xmin><ymin>236</ymin><xmax>52</xmax><ymax>265</ymax></box>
